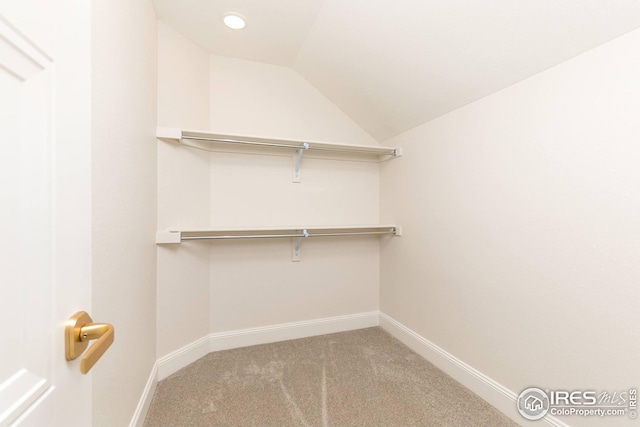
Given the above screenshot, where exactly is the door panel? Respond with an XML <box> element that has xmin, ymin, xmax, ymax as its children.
<box><xmin>0</xmin><ymin>2</ymin><xmax>92</xmax><ymax>426</ymax></box>
<box><xmin>0</xmin><ymin>12</ymin><xmax>54</xmax><ymax>426</ymax></box>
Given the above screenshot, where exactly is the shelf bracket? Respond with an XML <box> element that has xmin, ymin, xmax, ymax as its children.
<box><xmin>292</xmin><ymin>143</ymin><xmax>309</xmax><ymax>183</ymax></box>
<box><xmin>292</xmin><ymin>229</ymin><xmax>309</xmax><ymax>262</ymax></box>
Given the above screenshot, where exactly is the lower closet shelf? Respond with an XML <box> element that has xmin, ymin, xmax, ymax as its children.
<box><xmin>156</xmin><ymin>225</ymin><xmax>402</xmax><ymax>244</ymax></box>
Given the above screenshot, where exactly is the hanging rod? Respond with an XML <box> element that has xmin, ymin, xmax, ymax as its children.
<box><xmin>183</xmin><ymin>136</ymin><xmax>302</xmax><ymax>150</ymax></box>
<box><xmin>156</xmin><ymin>225</ymin><xmax>402</xmax><ymax>244</ymax></box>
<box><xmin>157</xmin><ymin>127</ymin><xmax>402</xmax><ymax>158</ymax></box>
<box><xmin>181</xmin><ymin>136</ymin><xmax>398</xmax><ymax>157</ymax></box>
<box><xmin>181</xmin><ymin>230</ymin><xmax>396</xmax><ymax>241</ymax></box>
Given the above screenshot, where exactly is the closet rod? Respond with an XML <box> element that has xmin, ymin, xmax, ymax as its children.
<box><xmin>181</xmin><ymin>230</ymin><xmax>396</xmax><ymax>241</ymax></box>
<box><xmin>182</xmin><ymin>136</ymin><xmax>398</xmax><ymax>157</ymax></box>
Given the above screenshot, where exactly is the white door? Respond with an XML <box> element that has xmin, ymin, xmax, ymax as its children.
<box><xmin>0</xmin><ymin>1</ymin><xmax>92</xmax><ymax>426</ymax></box>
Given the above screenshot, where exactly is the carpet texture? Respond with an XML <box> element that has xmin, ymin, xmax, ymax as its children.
<box><xmin>144</xmin><ymin>327</ymin><xmax>518</xmax><ymax>426</ymax></box>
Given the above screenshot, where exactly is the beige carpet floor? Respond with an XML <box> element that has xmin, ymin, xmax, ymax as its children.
<box><xmin>144</xmin><ymin>327</ymin><xmax>518</xmax><ymax>427</ymax></box>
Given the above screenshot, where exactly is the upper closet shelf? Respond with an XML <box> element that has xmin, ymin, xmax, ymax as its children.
<box><xmin>157</xmin><ymin>127</ymin><xmax>403</xmax><ymax>158</ymax></box>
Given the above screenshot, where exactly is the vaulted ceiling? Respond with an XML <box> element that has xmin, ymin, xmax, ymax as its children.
<box><xmin>153</xmin><ymin>0</ymin><xmax>640</xmax><ymax>141</ymax></box>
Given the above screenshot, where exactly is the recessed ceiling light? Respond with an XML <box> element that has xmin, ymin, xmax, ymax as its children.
<box><xmin>223</xmin><ymin>13</ymin><xmax>246</xmax><ymax>30</ymax></box>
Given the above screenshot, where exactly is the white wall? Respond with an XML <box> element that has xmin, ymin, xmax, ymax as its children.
<box><xmin>91</xmin><ymin>2</ymin><xmax>157</xmax><ymax>426</ymax></box>
<box><xmin>156</xmin><ymin>22</ymin><xmax>211</xmax><ymax>359</ymax></box>
<box><xmin>208</xmin><ymin>55</ymin><xmax>381</xmax><ymax>333</ymax></box>
<box><xmin>156</xmin><ymin>23</ymin><xmax>383</xmax><ymax>358</ymax></box>
<box><xmin>380</xmin><ymin>28</ymin><xmax>640</xmax><ymax>426</ymax></box>
<box><xmin>210</xmin><ymin>55</ymin><xmax>378</xmax><ymax>144</ymax></box>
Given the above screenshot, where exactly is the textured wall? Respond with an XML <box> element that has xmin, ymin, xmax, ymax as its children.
<box><xmin>380</xmin><ymin>28</ymin><xmax>640</xmax><ymax>426</ymax></box>
<box><xmin>91</xmin><ymin>1</ymin><xmax>157</xmax><ymax>426</ymax></box>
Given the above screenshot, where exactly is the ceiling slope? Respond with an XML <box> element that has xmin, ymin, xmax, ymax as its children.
<box><xmin>293</xmin><ymin>0</ymin><xmax>640</xmax><ymax>140</ymax></box>
<box><xmin>153</xmin><ymin>0</ymin><xmax>640</xmax><ymax>141</ymax></box>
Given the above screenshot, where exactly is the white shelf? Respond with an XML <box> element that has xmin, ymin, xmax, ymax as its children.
<box><xmin>156</xmin><ymin>128</ymin><xmax>403</xmax><ymax>260</ymax></box>
<box><xmin>157</xmin><ymin>127</ymin><xmax>402</xmax><ymax>158</ymax></box>
<box><xmin>156</xmin><ymin>225</ymin><xmax>402</xmax><ymax>244</ymax></box>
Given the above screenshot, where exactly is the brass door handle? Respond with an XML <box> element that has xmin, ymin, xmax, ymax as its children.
<box><xmin>65</xmin><ymin>311</ymin><xmax>115</xmax><ymax>374</ymax></box>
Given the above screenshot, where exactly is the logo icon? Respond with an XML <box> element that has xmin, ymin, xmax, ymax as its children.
<box><xmin>518</xmin><ymin>387</ymin><xmax>550</xmax><ymax>420</ymax></box>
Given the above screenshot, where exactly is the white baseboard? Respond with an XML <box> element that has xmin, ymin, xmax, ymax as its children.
<box><xmin>129</xmin><ymin>361</ymin><xmax>158</xmax><ymax>427</ymax></box>
<box><xmin>379</xmin><ymin>312</ymin><xmax>569</xmax><ymax>427</ymax></box>
<box><xmin>209</xmin><ymin>311</ymin><xmax>379</xmax><ymax>352</ymax></box>
<box><xmin>157</xmin><ymin>334</ymin><xmax>210</xmax><ymax>381</ymax></box>
<box><xmin>156</xmin><ymin>311</ymin><xmax>379</xmax><ymax>381</ymax></box>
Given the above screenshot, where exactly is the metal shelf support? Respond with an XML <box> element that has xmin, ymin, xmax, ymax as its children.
<box><xmin>293</xmin><ymin>143</ymin><xmax>309</xmax><ymax>183</ymax></box>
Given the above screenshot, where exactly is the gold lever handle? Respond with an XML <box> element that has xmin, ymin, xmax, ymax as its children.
<box><xmin>65</xmin><ymin>311</ymin><xmax>115</xmax><ymax>374</ymax></box>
